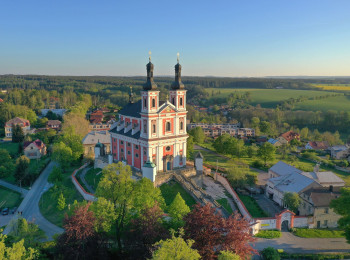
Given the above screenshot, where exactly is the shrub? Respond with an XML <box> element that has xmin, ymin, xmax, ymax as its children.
<box><xmin>261</xmin><ymin>247</ymin><xmax>280</xmax><ymax>260</ymax></box>
<box><xmin>255</xmin><ymin>230</ymin><xmax>281</xmax><ymax>239</ymax></box>
<box><xmin>252</xmin><ymin>160</ymin><xmax>264</xmax><ymax>169</ymax></box>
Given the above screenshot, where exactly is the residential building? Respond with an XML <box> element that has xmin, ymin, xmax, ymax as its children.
<box><xmin>277</xmin><ymin>131</ymin><xmax>300</xmax><ymax>144</ymax></box>
<box><xmin>187</xmin><ymin>123</ymin><xmax>254</xmax><ymax>139</ymax></box>
<box><xmin>89</xmin><ymin>110</ymin><xmax>104</xmax><ymax>124</ymax></box>
<box><xmin>305</xmin><ymin>141</ymin><xmax>329</xmax><ymax>151</ymax></box>
<box><xmin>268</xmin><ymin>161</ymin><xmax>302</xmax><ymax>179</ymax></box>
<box><xmin>82</xmin><ymin>130</ymin><xmax>111</xmax><ymax>157</ymax></box>
<box><xmin>41</xmin><ymin>109</ymin><xmax>66</xmax><ymax>117</ymax></box>
<box><xmin>268</xmin><ymin>138</ymin><xmax>282</xmax><ymax>147</ymax></box>
<box><xmin>5</xmin><ymin>117</ymin><xmax>31</xmax><ymax>138</ymax></box>
<box><xmin>299</xmin><ymin>187</ymin><xmax>341</xmax><ymax>228</ymax></box>
<box><xmin>301</xmin><ymin>165</ymin><xmax>345</xmax><ymax>187</ymax></box>
<box><xmin>89</xmin><ymin>120</ymin><xmax>115</xmax><ymax>132</ymax></box>
<box><xmin>109</xmin><ymin>57</ymin><xmax>188</xmax><ymax>174</ymax></box>
<box><xmin>47</xmin><ymin>120</ymin><xmax>61</xmax><ymax>130</ymax></box>
<box><xmin>23</xmin><ymin>139</ymin><xmax>47</xmax><ymax>159</ymax></box>
<box><xmin>330</xmin><ymin>145</ymin><xmax>350</xmax><ymax>160</ymax></box>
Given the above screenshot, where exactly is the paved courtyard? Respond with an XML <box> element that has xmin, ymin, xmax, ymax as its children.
<box><xmin>253</xmin><ymin>193</ymin><xmax>283</xmax><ymax>217</ymax></box>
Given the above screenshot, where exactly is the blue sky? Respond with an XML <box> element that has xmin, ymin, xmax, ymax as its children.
<box><xmin>1</xmin><ymin>0</ymin><xmax>350</xmax><ymax>76</ymax></box>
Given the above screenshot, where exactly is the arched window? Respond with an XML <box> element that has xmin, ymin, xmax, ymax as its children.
<box><xmin>144</xmin><ymin>98</ymin><xmax>147</xmax><ymax>108</ymax></box>
<box><xmin>152</xmin><ymin>98</ymin><xmax>156</xmax><ymax>108</ymax></box>
<box><xmin>172</xmin><ymin>97</ymin><xmax>175</xmax><ymax>105</ymax></box>
<box><xmin>153</xmin><ymin>124</ymin><xmax>156</xmax><ymax>134</ymax></box>
<box><xmin>180</xmin><ymin>121</ymin><xmax>183</xmax><ymax>130</ymax></box>
<box><xmin>166</xmin><ymin>122</ymin><xmax>171</xmax><ymax>132</ymax></box>
<box><xmin>180</xmin><ymin>97</ymin><xmax>183</xmax><ymax>106</ymax></box>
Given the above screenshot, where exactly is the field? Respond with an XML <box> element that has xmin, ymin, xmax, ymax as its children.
<box><xmin>293</xmin><ymin>95</ymin><xmax>350</xmax><ymax>112</ymax></box>
<box><xmin>0</xmin><ymin>187</ymin><xmax>22</xmax><ymax>209</ymax></box>
<box><xmin>0</xmin><ymin>142</ymin><xmax>19</xmax><ymax>157</ymax></box>
<box><xmin>206</xmin><ymin>88</ymin><xmax>332</xmax><ymax>108</ymax></box>
<box><xmin>160</xmin><ymin>181</ymin><xmax>197</xmax><ymax>208</ymax></box>
<box><xmin>293</xmin><ymin>228</ymin><xmax>345</xmax><ymax>238</ymax></box>
<box><xmin>313</xmin><ymin>84</ymin><xmax>350</xmax><ymax>91</ymax></box>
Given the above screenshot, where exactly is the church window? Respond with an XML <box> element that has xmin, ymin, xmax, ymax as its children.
<box><xmin>172</xmin><ymin>97</ymin><xmax>175</xmax><ymax>105</ymax></box>
<box><xmin>128</xmin><ymin>151</ymin><xmax>131</xmax><ymax>155</ymax></box>
<box><xmin>180</xmin><ymin>121</ymin><xmax>183</xmax><ymax>130</ymax></box>
<box><xmin>180</xmin><ymin>97</ymin><xmax>183</xmax><ymax>106</ymax></box>
<box><xmin>127</xmin><ymin>143</ymin><xmax>131</xmax><ymax>147</ymax></box>
<box><xmin>144</xmin><ymin>121</ymin><xmax>147</xmax><ymax>133</ymax></box>
<box><xmin>144</xmin><ymin>98</ymin><xmax>147</xmax><ymax>108</ymax></box>
<box><xmin>121</xmin><ymin>141</ymin><xmax>124</xmax><ymax>145</ymax></box>
<box><xmin>166</xmin><ymin>146</ymin><xmax>171</xmax><ymax>151</ymax></box>
<box><xmin>180</xmin><ymin>155</ymin><xmax>183</xmax><ymax>163</ymax></box>
<box><xmin>121</xmin><ymin>149</ymin><xmax>124</xmax><ymax>153</ymax></box>
<box><xmin>144</xmin><ymin>150</ymin><xmax>147</xmax><ymax>155</ymax></box>
<box><xmin>135</xmin><ymin>145</ymin><xmax>139</xmax><ymax>149</ymax></box>
<box><xmin>152</xmin><ymin>124</ymin><xmax>156</xmax><ymax>134</ymax></box>
<box><xmin>152</xmin><ymin>98</ymin><xmax>155</xmax><ymax>108</ymax></box>
<box><xmin>166</xmin><ymin>122</ymin><xmax>171</xmax><ymax>132</ymax></box>
<box><xmin>135</xmin><ymin>153</ymin><xmax>139</xmax><ymax>158</ymax></box>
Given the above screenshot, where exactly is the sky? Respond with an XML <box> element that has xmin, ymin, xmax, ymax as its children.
<box><xmin>1</xmin><ymin>0</ymin><xmax>350</xmax><ymax>77</ymax></box>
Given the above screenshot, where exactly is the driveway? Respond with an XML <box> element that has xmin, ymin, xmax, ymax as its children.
<box><xmin>253</xmin><ymin>231</ymin><xmax>350</xmax><ymax>253</ymax></box>
<box><xmin>3</xmin><ymin>161</ymin><xmax>64</xmax><ymax>239</ymax></box>
<box><xmin>253</xmin><ymin>194</ymin><xmax>283</xmax><ymax>217</ymax></box>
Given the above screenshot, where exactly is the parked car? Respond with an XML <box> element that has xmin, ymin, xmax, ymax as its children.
<box><xmin>1</xmin><ymin>208</ymin><xmax>9</xmax><ymax>215</ymax></box>
<box><xmin>10</xmin><ymin>207</ymin><xmax>17</xmax><ymax>214</ymax></box>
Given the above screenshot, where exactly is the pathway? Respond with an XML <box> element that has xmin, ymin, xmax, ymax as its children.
<box><xmin>3</xmin><ymin>161</ymin><xmax>64</xmax><ymax>240</ymax></box>
<box><xmin>79</xmin><ymin>166</ymin><xmax>95</xmax><ymax>194</ymax></box>
<box><xmin>0</xmin><ymin>179</ymin><xmax>29</xmax><ymax>196</ymax></box>
<box><xmin>253</xmin><ymin>231</ymin><xmax>350</xmax><ymax>254</ymax></box>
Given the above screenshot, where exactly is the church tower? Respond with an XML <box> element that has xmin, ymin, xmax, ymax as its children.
<box><xmin>169</xmin><ymin>53</ymin><xmax>186</xmax><ymax>112</ymax></box>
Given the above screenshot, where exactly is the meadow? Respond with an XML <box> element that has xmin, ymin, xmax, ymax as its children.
<box><xmin>206</xmin><ymin>88</ymin><xmax>333</xmax><ymax>108</ymax></box>
<box><xmin>293</xmin><ymin>95</ymin><xmax>350</xmax><ymax>112</ymax></box>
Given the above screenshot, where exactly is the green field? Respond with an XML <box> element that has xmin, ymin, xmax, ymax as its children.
<box><xmin>294</xmin><ymin>95</ymin><xmax>350</xmax><ymax>112</ymax></box>
<box><xmin>160</xmin><ymin>181</ymin><xmax>197</xmax><ymax>208</ymax></box>
<box><xmin>0</xmin><ymin>142</ymin><xmax>19</xmax><ymax>157</ymax></box>
<box><xmin>0</xmin><ymin>187</ymin><xmax>22</xmax><ymax>209</ymax></box>
<box><xmin>206</xmin><ymin>88</ymin><xmax>333</xmax><ymax>108</ymax></box>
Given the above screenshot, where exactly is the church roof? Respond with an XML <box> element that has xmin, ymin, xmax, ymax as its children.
<box><xmin>118</xmin><ymin>100</ymin><xmax>141</xmax><ymax>118</ymax></box>
<box><xmin>109</xmin><ymin>126</ymin><xmax>141</xmax><ymax>140</ymax></box>
<box><xmin>143</xmin><ymin>160</ymin><xmax>156</xmax><ymax>168</ymax></box>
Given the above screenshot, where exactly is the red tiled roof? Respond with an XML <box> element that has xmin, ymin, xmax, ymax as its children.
<box><xmin>0</xmin><ymin>98</ymin><xmax>3</xmax><ymax>102</ymax></box>
<box><xmin>280</xmin><ymin>131</ymin><xmax>300</xmax><ymax>142</ymax></box>
<box><xmin>5</xmin><ymin>117</ymin><xmax>30</xmax><ymax>127</ymax></box>
<box><xmin>307</xmin><ymin>141</ymin><xmax>329</xmax><ymax>150</ymax></box>
<box><xmin>24</xmin><ymin>139</ymin><xmax>45</xmax><ymax>150</ymax></box>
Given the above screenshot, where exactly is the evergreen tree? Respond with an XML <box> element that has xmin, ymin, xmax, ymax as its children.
<box><xmin>168</xmin><ymin>193</ymin><xmax>190</xmax><ymax>229</ymax></box>
<box><xmin>57</xmin><ymin>192</ymin><xmax>66</xmax><ymax>211</ymax></box>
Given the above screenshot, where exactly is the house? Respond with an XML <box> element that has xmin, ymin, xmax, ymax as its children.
<box><xmin>268</xmin><ymin>161</ymin><xmax>302</xmax><ymax>179</ymax></box>
<box><xmin>330</xmin><ymin>145</ymin><xmax>350</xmax><ymax>160</ymax></box>
<box><xmin>277</xmin><ymin>131</ymin><xmax>300</xmax><ymax>144</ymax></box>
<box><xmin>268</xmin><ymin>138</ymin><xmax>282</xmax><ymax>147</ymax></box>
<box><xmin>41</xmin><ymin>109</ymin><xmax>66</xmax><ymax>117</ymax></box>
<box><xmin>5</xmin><ymin>117</ymin><xmax>31</xmax><ymax>139</ymax></box>
<box><xmin>82</xmin><ymin>130</ymin><xmax>111</xmax><ymax>157</ymax></box>
<box><xmin>89</xmin><ymin>120</ymin><xmax>115</xmax><ymax>132</ymax></box>
<box><xmin>47</xmin><ymin>120</ymin><xmax>61</xmax><ymax>130</ymax></box>
<box><xmin>89</xmin><ymin>110</ymin><xmax>104</xmax><ymax>124</ymax></box>
<box><xmin>301</xmin><ymin>165</ymin><xmax>345</xmax><ymax>188</ymax></box>
<box><xmin>305</xmin><ymin>141</ymin><xmax>329</xmax><ymax>151</ymax></box>
<box><xmin>24</xmin><ymin>139</ymin><xmax>47</xmax><ymax>159</ymax></box>
<box><xmin>299</xmin><ymin>187</ymin><xmax>341</xmax><ymax>228</ymax></box>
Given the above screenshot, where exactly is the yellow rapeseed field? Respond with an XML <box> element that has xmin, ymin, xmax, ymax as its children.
<box><xmin>313</xmin><ymin>84</ymin><xmax>350</xmax><ymax>91</ymax></box>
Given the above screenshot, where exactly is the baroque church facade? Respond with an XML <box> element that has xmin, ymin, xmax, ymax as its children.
<box><xmin>109</xmin><ymin>55</ymin><xmax>188</xmax><ymax>174</ymax></box>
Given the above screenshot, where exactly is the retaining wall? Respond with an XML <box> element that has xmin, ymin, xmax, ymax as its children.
<box><xmin>71</xmin><ymin>164</ymin><xmax>97</xmax><ymax>201</ymax></box>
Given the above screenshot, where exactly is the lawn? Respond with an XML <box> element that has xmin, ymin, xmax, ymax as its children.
<box><xmin>216</xmin><ymin>198</ymin><xmax>233</xmax><ymax>215</ymax></box>
<box><xmin>294</xmin><ymin>95</ymin><xmax>350</xmax><ymax>112</ymax></box>
<box><xmin>238</xmin><ymin>194</ymin><xmax>268</xmax><ymax>218</ymax></box>
<box><xmin>255</xmin><ymin>229</ymin><xmax>281</xmax><ymax>239</ymax></box>
<box><xmin>206</xmin><ymin>88</ymin><xmax>332</xmax><ymax>108</ymax></box>
<box><xmin>84</xmin><ymin>167</ymin><xmax>102</xmax><ymax>191</ymax></box>
<box><xmin>0</xmin><ymin>187</ymin><xmax>23</xmax><ymax>209</ymax></box>
<box><xmin>160</xmin><ymin>181</ymin><xmax>197</xmax><ymax>208</ymax></box>
<box><xmin>0</xmin><ymin>142</ymin><xmax>19</xmax><ymax>157</ymax></box>
<box><xmin>292</xmin><ymin>228</ymin><xmax>345</xmax><ymax>238</ymax></box>
<box><xmin>39</xmin><ymin>165</ymin><xmax>84</xmax><ymax>227</ymax></box>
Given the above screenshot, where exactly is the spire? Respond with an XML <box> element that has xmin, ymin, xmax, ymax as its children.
<box><xmin>171</xmin><ymin>52</ymin><xmax>184</xmax><ymax>90</ymax></box>
<box><xmin>143</xmin><ymin>51</ymin><xmax>157</xmax><ymax>91</ymax></box>
<box><xmin>129</xmin><ymin>86</ymin><xmax>134</xmax><ymax>103</ymax></box>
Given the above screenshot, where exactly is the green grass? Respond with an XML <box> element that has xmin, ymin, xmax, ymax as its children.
<box><xmin>238</xmin><ymin>194</ymin><xmax>268</xmax><ymax>218</ymax></box>
<box><xmin>160</xmin><ymin>181</ymin><xmax>197</xmax><ymax>208</ymax></box>
<box><xmin>0</xmin><ymin>142</ymin><xmax>19</xmax><ymax>157</ymax></box>
<box><xmin>84</xmin><ymin>168</ymin><xmax>102</xmax><ymax>191</ymax></box>
<box><xmin>39</xmin><ymin>165</ymin><xmax>84</xmax><ymax>227</ymax></box>
<box><xmin>279</xmin><ymin>252</ymin><xmax>350</xmax><ymax>259</ymax></box>
<box><xmin>206</xmin><ymin>88</ymin><xmax>333</xmax><ymax>108</ymax></box>
<box><xmin>292</xmin><ymin>228</ymin><xmax>345</xmax><ymax>238</ymax></box>
<box><xmin>294</xmin><ymin>95</ymin><xmax>350</xmax><ymax>112</ymax></box>
<box><xmin>0</xmin><ymin>187</ymin><xmax>23</xmax><ymax>209</ymax></box>
<box><xmin>255</xmin><ymin>229</ymin><xmax>281</xmax><ymax>239</ymax></box>
<box><xmin>216</xmin><ymin>198</ymin><xmax>233</xmax><ymax>214</ymax></box>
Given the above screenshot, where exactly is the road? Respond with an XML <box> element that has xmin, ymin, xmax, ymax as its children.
<box><xmin>0</xmin><ymin>179</ymin><xmax>29</xmax><ymax>196</ymax></box>
<box><xmin>3</xmin><ymin>161</ymin><xmax>64</xmax><ymax>239</ymax></box>
<box><xmin>253</xmin><ymin>231</ymin><xmax>350</xmax><ymax>254</ymax></box>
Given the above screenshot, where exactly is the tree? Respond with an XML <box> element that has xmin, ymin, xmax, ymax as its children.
<box><xmin>126</xmin><ymin>203</ymin><xmax>169</xmax><ymax>259</ymax></box>
<box><xmin>187</xmin><ymin>135</ymin><xmax>194</xmax><ymax>158</ymax></box>
<box><xmin>12</xmin><ymin>124</ymin><xmax>25</xmax><ymax>143</ymax></box>
<box><xmin>283</xmin><ymin>192</ymin><xmax>301</xmax><ymax>213</ymax></box>
<box><xmin>0</xmin><ymin>232</ymin><xmax>38</xmax><ymax>260</ymax></box>
<box><xmin>48</xmin><ymin>166</ymin><xmax>63</xmax><ymax>184</ymax></box>
<box><xmin>218</xmin><ymin>250</ymin><xmax>241</xmax><ymax>260</ymax></box>
<box><xmin>62</xmin><ymin>113</ymin><xmax>89</xmax><ymax>138</ymax></box>
<box><xmin>261</xmin><ymin>247</ymin><xmax>280</xmax><ymax>260</ymax></box>
<box><xmin>300</xmin><ymin>127</ymin><xmax>309</xmax><ymax>140</ymax></box>
<box><xmin>152</xmin><ymin>229</ymin><xmax>200</xmax><ymax>260</ymax></box>
<box><xmin>14</xmin><ymin>155</ymin><xmax>30</xmax><ymax>185</ymax></box>
<box><xmin>257</xmin><ymin>142</ymin><xmax>276</xmax><ymax>166</ymax></box>
<box><xmin>59</xmin><ymin>131</ymin><xmax>84</xmax><ymax>161</ymax></box>
<box><xmin>57</xmin><ymin>192</ymin><xmax>66</xmax><ymax>211</ymax></box>
<box><xmin>168</xmin><ymin>193</ymin><xmax>190</xmax><ymax>229</ymax></box>
<box><xmin>95</xmin><ymin>162</ymin><xmax>134</xmax><ymax>250</ymax></box>
<box><xmin>0</xmin><ymin>149</ymin><xmax>15</xmax><ymax>178</ymax></box>
<box><xmin>56</xmin><ymin>203</ymin><xmax>106</xmax><ymax>260</ymax></box>
<box><xmin>331</xmin><ymin>187</ymin><xmax>350</xmax><ymax>243</ymax></box>
<box><xmin>184</xmin><ymin>203</ymin><xmax>256</xmax><ymax>259</ymax></box>
<box><xmin>9</xmin><ymin>218</ymin><xmax>46</xmax><ymax>248</ymax></box>
<box><xmin>52</xmin><ymin>142</ymin><xmax>73</xmax><ymax>171</ymax></box>
<box><xmin>226</xmin><ymin>160</ymin><xmax>254</xmax><ymax>188</ymax></box>
<box><xmin>189</xmin><ymin>127</ymin><xmax>205</xmax><ymax>144</ymax></box>
<box><xmin>277</xmin><ymin>144</ymin><xmax>290</xmax><ymax>160</ymax></box>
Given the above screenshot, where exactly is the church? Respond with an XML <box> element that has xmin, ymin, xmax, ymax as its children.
<box><xmin>109</xmin><ymin>54</ymin><xmax>188</xmax><ymax>179</ymax></box>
